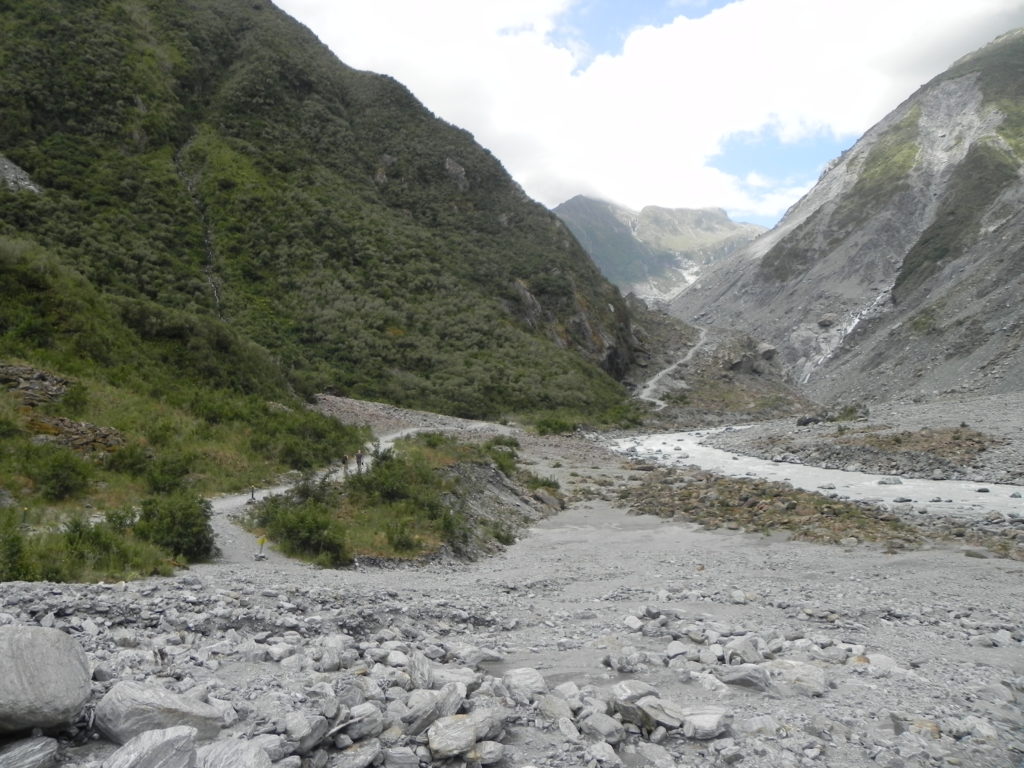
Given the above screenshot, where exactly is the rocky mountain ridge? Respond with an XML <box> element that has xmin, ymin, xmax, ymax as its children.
<box><xmin>671</xmin><ymin>29</ymin><xmax>1024</xmax><ymax>407</ymax></box>
<box><xmin>554</xmin><ymin>196</ymin><xmax>764</xmax><ymax>305</ymax></box>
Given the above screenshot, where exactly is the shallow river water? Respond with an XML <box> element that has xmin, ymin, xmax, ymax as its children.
<box><xmin>612</xmin><ymin>428</ymin><xmax>1024</xmax><ymax>520</ymax></box>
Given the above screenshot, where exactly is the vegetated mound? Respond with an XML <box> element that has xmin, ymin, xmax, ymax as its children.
<box><xmin>671</xmin><ymin>29</ymin><xmax>1024</xmax><ymax>408</ymax></box>
<box><xmin>0</xmin><ymin>0</ymin><xmax>635</xmax><ymax>421</ymax></box>
<box><xmin>240</xmin><ymin>431</ymin><xmax>562</xmax><ymax>568</ymax></box>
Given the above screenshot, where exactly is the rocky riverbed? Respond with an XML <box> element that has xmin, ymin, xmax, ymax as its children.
<box><xmin>1</xmin><ymin>395</ymin><xmax>1023</xmax><ymax>768</ymax></box>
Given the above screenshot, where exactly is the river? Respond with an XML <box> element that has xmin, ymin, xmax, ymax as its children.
<box><xmin>612</xmin><ymin>428</ymin><xmax>1024</xmax><ymax>520</ymax></box>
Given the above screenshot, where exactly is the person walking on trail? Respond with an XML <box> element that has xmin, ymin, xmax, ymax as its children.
<box><xmin>341</xmin><ymin>454</ymin><xmax>349</xmax><ymax>477</ymax></box>
<box><xmin>355</xmin><ymin>449</ymin><xmax>365</xmax><ymax>473</ymax></box>
<box><xmin>255</xmin><ymin>535</ymin><xmax>267</xmax><ymax>560</ymax></box>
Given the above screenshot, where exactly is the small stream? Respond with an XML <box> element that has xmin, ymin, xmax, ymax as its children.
<box><xmin>612</xmin><ymin>428</ymin><xmax>1024</xmax><ymax>520</ymax></box>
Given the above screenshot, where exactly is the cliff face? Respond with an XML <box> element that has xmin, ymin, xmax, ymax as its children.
<box><xmin>0</xmin><ymin>0</ymin><xmax>635</xmax><ymax>419</ymax></box>
<box><xmin>672</xmin><ymin>29</ymin><xmax>1024</xmax><ymax>405</ymax></box>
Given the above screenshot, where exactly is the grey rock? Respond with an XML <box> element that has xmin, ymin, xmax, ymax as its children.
<box><xmin>636</xmin><ymin>696</ymin><xmax>688</xmax><ymax>729</ymax></box>
<box><xmin>723</xmin><ymin>636</ymin><xmax>763</xmax><ymax>664</ymax></box>
<box><xmin>0</xmin><ymin>626</ymin><xmax>91</xmax><ymax>733</ymax></box>
<box><xmin>557</xmin><ymin>716</ymin><xmax>581</xmax><ymax>742</ymax></box>
<box><xmin>580</xmin><ymin>712</ymin><xmax>626</xmax><ymax>745</ymax></box>
<box><xmin>401</xmin><ymin>689</ymin><xmax>441</xmax><ymax>735</ymax></box>
<box><xmin>502</xmin><ymin>667</ymin><xmax>547</xmax><ymax>703</ymax></box>
<box><xmin>586</xmin><ymin>740</ymin><xmax>623</xmax><ymax>765</ymax></box>
<box><xmin>0</xmin><ymin>737</ymin><xmax>58</xmax><ymax>768</ymax></box>
<box><xmin>715</xmin><ymin>664</ymin><xmax>773</xmax><ymax>692</ymax></box>
<box><xmin>763</xmin><ymin>659</ymin><xmax>828</xmax><ymax>697</ymax></box>
<box><xmin>95</xmin><ymin>682</ymin><xmax>223</xmax><ymax>745</ymax></box>
<box><xmin>426</xmin><ymin>715</ymin><xmax>478</xmax><ymax>759</ymax></box>
<box><xmin>462</xmin><ymin>740</ymin><xmax>504</xmax><ymax>765</ymax></box>
<box><xmin>383</xmin><ymin>746</ymin><xmax>419</xmax><ymax>768</ymax></box>
<box><xmin>332</xmin><ymin>738</ymin><xmax>382</xmax><ymax>768</ymax></box>
<box><xmin>344</xmin><ymin>702</ymin><xmax>384</xmax><ymax>741</ymax></box>
<box><xmin>407</xmin><ymin>652</ymin><xmax>433</xmax><ymax>690</ymax></box>
<box><xmin>195</xmin><ymin>739</ymin><xmax>272</xmax><ymax>768</ymax></box>
<box><xmin>435</xmin><ymin>682</ymin><xmax>467</xmax><ymax>718</ymax></box>
<box><xmin>537</xmin><ymin>693</ymin><xmax>573</xmax><ymax>722</ymax></box>
<box><xmin>283</xmin><ymin>711</ymin><xmax>328</xmax><ymax>754</ymax></box>
<box><xmin>430</xmin><ymin>665</ymin><xmax>479</xmax><ymax>691</ymax></box>
<box><xmin>609</xmin><ymin>679</ymin><xmax>659</xmax><ymax>703</ymax></box>
<box><xmin>102</xmin><ymin>725</ymin><xmax>197</xmax><ymax>768</ymax></box>
<box><xmin>681</xmin><ymin>706</ymin><xmax>732</xmax><ymax>739</ymax></box>
<box><xmin>635</xmin><ymin>741</ymin><xmax>676</xmax><ymax>768</ymax></box>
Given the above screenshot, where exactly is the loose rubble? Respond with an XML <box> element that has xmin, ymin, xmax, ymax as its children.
<box><xmin>0</xmin><ymin>396</ymin><xmax>1022</xmax><ymax>767</ymax></box>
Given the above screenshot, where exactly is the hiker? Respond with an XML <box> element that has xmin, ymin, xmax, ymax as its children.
<box><xmin>341</xmin><ymin>453</ymin><xmax>349</xmax><ymax>477</ymax></box>
<box><xmin>355</xmin><ymin>449</ymin><xmax>364</xmax><ymax>473</ymax></box>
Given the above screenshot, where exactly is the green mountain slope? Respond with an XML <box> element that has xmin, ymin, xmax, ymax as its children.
<box><xmin>0</xmin><ymin>0</ymin><xmax>635</xmax><ymax>421</ymax></box>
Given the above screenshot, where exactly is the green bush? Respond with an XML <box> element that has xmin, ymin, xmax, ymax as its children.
<box><xmin>23</xmin><ymin>443</ymin><xmax>92</xmax><ymax>500</ymax></box>
<box><xmin>0</xmin><ymin>509</ymin><xmax>29</xmax><ymax>581</ymax></box>
<box><xmin>144</xmin><ymin>451</ymin><xmax>193</xmax><ymax>493</ymax></box>
<box><xmin>104</xmin><ymin>442</ymin><xmax>149</xmax><ymax>476</ymax></box>
<box><xmin>384</xmin><ymin>515</ymin><xmax>420</xmax><ymax>553</ymax></box>
<box><xmin>523</xmin><ymin>472</ymin><xmax>560</xmax><ymax>491</ymax></box>
<box><xmin>254</xmin><ymin>496</ymin><xmax>351</xmax><ymax>567</ymax></box>
<box><xmin>534</xmin><ymin>415</ymin><xmax>578</xmax><ymax>435</ymax></box>
<box><xmin>134</xmin><ymin>492</ymin><xmax>217</xmax><ymax>562</ymax></box>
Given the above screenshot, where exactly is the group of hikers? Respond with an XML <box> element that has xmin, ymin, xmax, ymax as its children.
<box><xmin>340</xmin><ymin>448</ymin><xmax>365</xmax><ymax>475</ymax></box>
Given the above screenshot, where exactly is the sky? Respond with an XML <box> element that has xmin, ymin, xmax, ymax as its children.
<box><xmin>274</xmin><ymin>0</ymin><xmax>1024</xmax><ymax>227</ymax></box>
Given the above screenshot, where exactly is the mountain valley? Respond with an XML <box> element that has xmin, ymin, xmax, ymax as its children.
<box><xmin>1</xmin><ymin>5</ymin><xmax>1024</xmax><ymax>768</ymax></box>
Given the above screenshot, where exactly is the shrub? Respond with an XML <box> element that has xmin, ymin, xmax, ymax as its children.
<box><xmin>145</xmin><ymin>451</ymin><xmax>193</xmax><ymax>493</ymax></box>
<box><xmin>23</xmin><ymin>443</ymin><xmax>92</xmax><ymax>500</ymax></box>
<box><xmin>523</xmin><ymin>472</ymin><xmax>560</xmax><ymax>491</ymax></box>
<box><xmin>0</xmin><ymin>509</ymin><xmax>29</xmax><ymax>581</ymax></box>
<box><xmin>104</xmin><ymin>442</ymin><xmax>149</xmax><ymax>476</ymax></box>
<box><xmin>259</xmin><ymin>497</ymin><xmax>351</xmax><ymax>567</ymax></box>
<box><xmin>134</xmin><ymin>492</ymin><xmax>217</xmax><ymax>562</ymax></box>
<box><xmin>534</xmin><ymin>415</ymin><xmax>577</xmax><ymax>435</ymax></box>
<box><xmin>385</xmin><ymin>516</ymin><xmax>420</xmax><ymax>553</ymax></box>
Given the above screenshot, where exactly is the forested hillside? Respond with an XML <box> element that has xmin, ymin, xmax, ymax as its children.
<box><xmin>0</xmin><ymin>0</ymin><xmax>636</xmax><ymax>420</ymax></box>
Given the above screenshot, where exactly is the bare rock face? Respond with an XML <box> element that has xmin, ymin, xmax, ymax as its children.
<box><xmin>0</xmin><ymin>626</ymin><xmax>91</xmax><ymax>733</ymax></box>
<box><xmin>94</xmin><ymin>682</ymin><xmax>223</xmax><ymax>745</ymax></box>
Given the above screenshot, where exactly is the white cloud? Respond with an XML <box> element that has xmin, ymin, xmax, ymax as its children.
<box><xmin>275</xmin><ymin>0</ymin><xmax>1024</xmax><ymax>223</ymax></box>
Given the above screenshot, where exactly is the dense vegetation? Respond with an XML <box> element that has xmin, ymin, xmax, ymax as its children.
<box><xmin>243</xmin><ymin>432</ymin><xmax>557</xmax><ymax>565</ymax></box>
<box><xmin>0</xmin><ymin>0</ymin><xmax>639</xmax><ymax>581</ymax></box>
<box><xmin>0</xmin><ymin>0</ymin><xmax>635</xmax><ymax>423</ymax></box>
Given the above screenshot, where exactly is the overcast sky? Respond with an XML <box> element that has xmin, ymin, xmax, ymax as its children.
<box><xmin>274</xmin><ymin>0</ymin><xmax>1024</xmax><ymax>226</ymax></box>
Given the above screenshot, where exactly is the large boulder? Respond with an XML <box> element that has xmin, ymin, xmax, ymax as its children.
<box><xmin>102</xmin><ymin>726</ymin><xmax>197</xmax><ymax>768</ymax></box>
<box><xmin>195</xmin><ymin>739</ymin><xmax>273</xmax><ymax>768</ymax></box>
<box><xmin>0</xmin><ymin>737</ymin><xmax>59</xmax><ymax>768</ymax></box>
<box><xmin>0</xmin><ymin>626</ymin><xmax>91</xmax><ymax>733</ymax></box>
<box><xmin>95</xmin><ymin>682</ymin><xmax>222</xmax><ymax>744</ymax></box>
